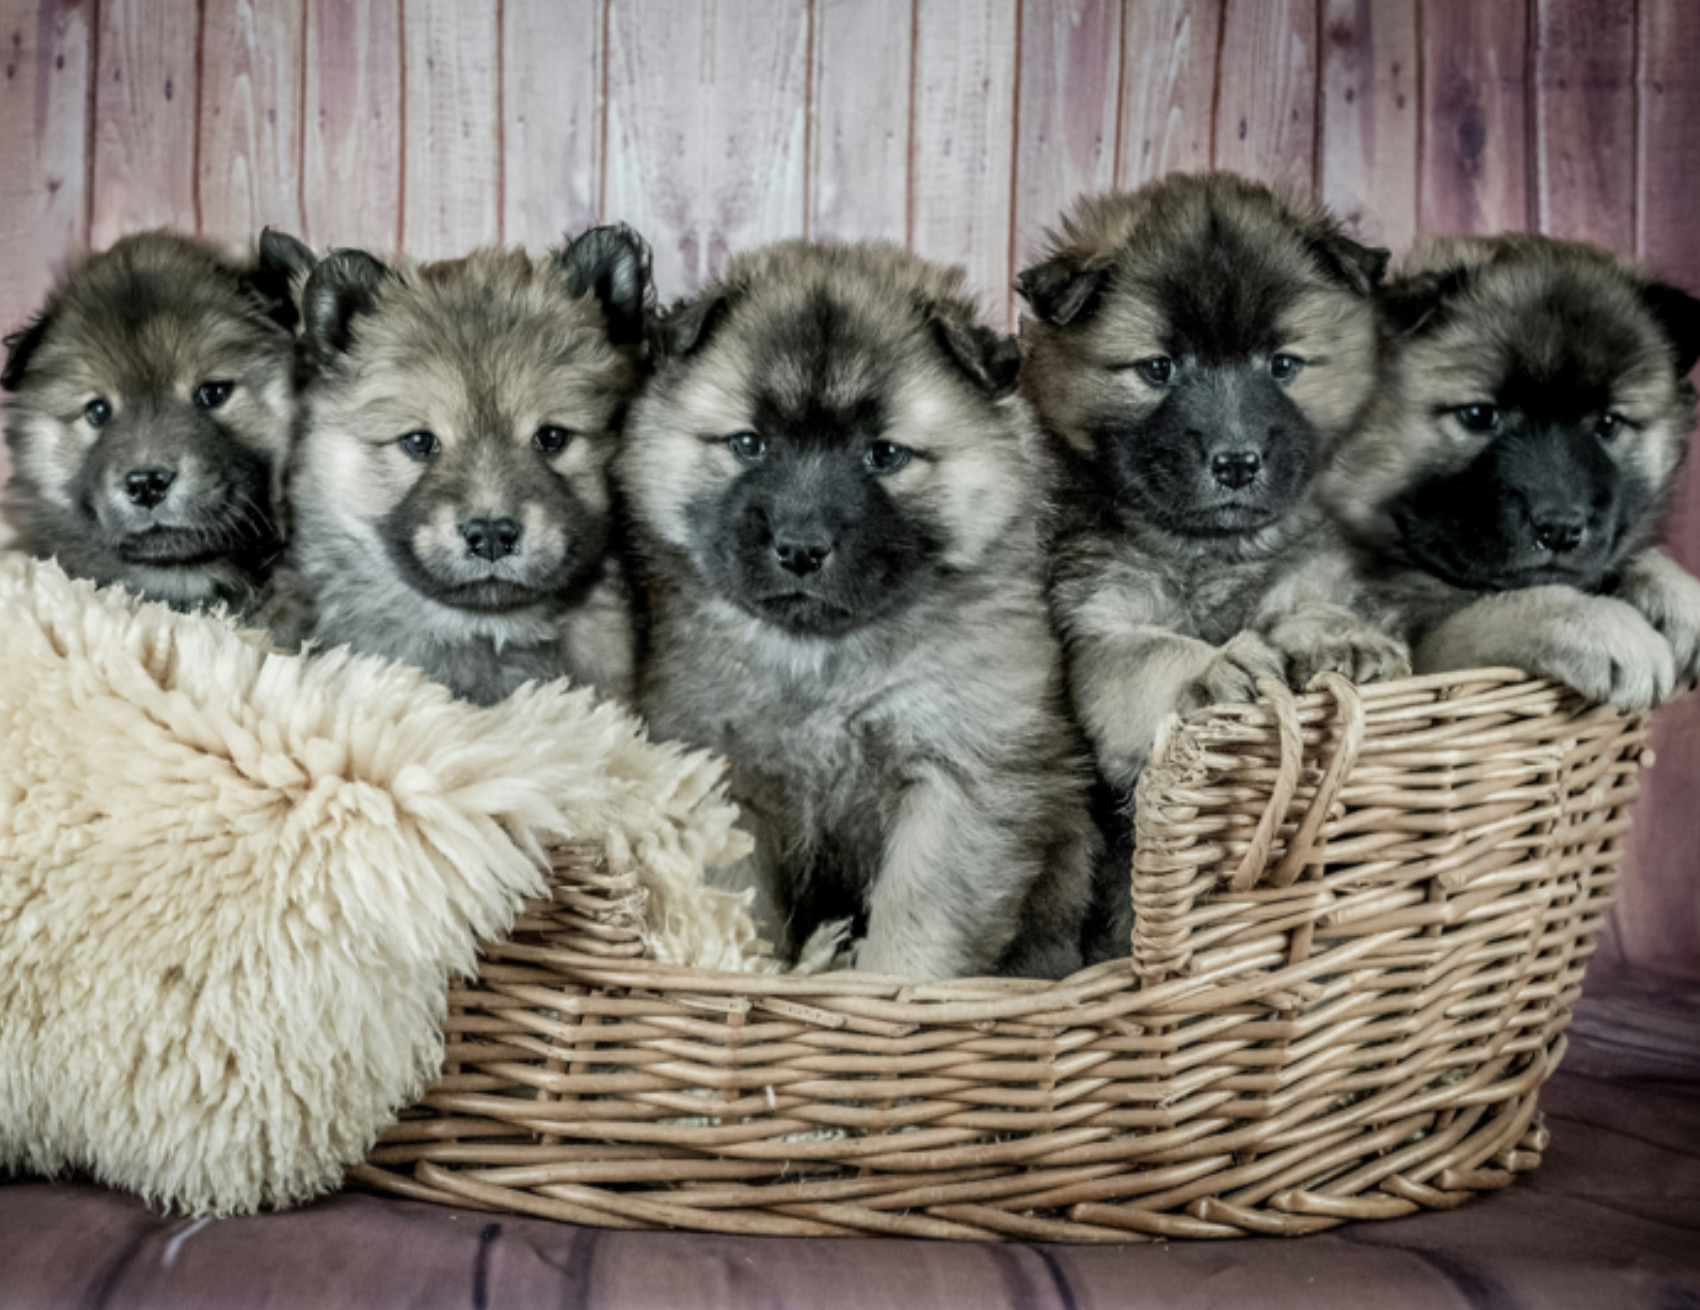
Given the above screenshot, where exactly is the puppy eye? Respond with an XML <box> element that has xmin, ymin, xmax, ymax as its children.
<box><xmin>1131</xmin><ymin>357</ymin><xmax>1174</xmax><ymax>386</ymax></box>
<box><xmin>1270</xmin><ymin>354</ymin><xmax>1303</xmax><ymax>383</ymax></box>
<box><xmin>533</xmin><ymin>425</ymin><xmax>573</xmax><ymax>454</ymax></box>
<box><xmin>84</xmin><ymin>398</ymin><xmax>112</xmax><ymax>429</ymax></box>
<box><xmin>193</xmin><ymin>380</ymin><xmax>234</xmax><ymax>410</ymax></box>
<box><xmin>1595</xmin><ymin>412</ymin><xmax>1626</xmax><ymax>442</ymax></box>
<box><xmin>1455</xmin><ymin>404</ymin><xmax>1501</xmax><ymax>433</ymax></box>
<box><xmin>727</xmin><ymin>431</ymin><xmax>767</xmax><ymax>463</ymax></box>
<box><xmin>864</xmin><ymin>439</ymin><xmax>912</xmax><ymax>474</ymax></box>
<box><xmin>398</xmin><ymin>430</ymin><xmax>440</xmax><ymax>460</ymax></box>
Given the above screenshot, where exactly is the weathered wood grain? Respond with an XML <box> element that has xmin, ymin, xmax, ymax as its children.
<box><xmin>91</xmin><ymin>0</ymin><xmax>200</xmax><ymax>246</ymax></box>
<box><xmin>302</xmin><ymin>0</ymin><xmax>402</xmax><ymax>251</ymax></box>
<box><xmin>1419</xmin><ymin>0</ymin><xmax>1529</xmax><ymax>235</ymax></box>
<box><xmin>911</xmin><ymin>0</ymin><xmax>1019</xmax><ymax>323</ymax></box>
<box><xmin>1531</xmin><ymin>0</ymin><xmax>1636</xmax><ymax>252</ymax></box>
<box><xmin>198</xmin><ymin>0</ymin><xmax>305</xmax><ymax>246</ymax></box>
<box><xmin>1319</xmin><ymin>0</ymin><xmax>1418</xmax><ymax>251</ymax></box>
<box><xmin>502</xmin><ymin>0</ymin><xmax>601</xmax><ymax>249</ymax></box>
<box><xmin>605</xmin><ymin>0</ymin><xmax>809</xmax><ymax>298</ymax></box>
<box><xmin>808</xmin><ymin>0</ymin><xmax>911</xmax><ymax>244</ymax></box>
<box><xmin>1213</xmin><ymin>0</ymin><xmax>1318</xmax><ymax>194</ymax></box>
<box><xmin>401</xmin><ymin>0</ymin><xmax>499</xmax><ymax>259</ymax></box>
<box><xmin>1012</xmin><ymin>0</ymin><xmax>1121</xmax><ymax>274</ymax></box>
<box><xmin>1117</xmin><ymin>0</ymin><xmax>1222</xmax><ymax>189</ymax></box>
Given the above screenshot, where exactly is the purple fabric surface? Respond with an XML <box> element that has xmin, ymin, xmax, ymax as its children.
<box><xmin>4</xmin><ymin>965</ymin><xmax>1697</xmax><ymax>1310</ymax></box>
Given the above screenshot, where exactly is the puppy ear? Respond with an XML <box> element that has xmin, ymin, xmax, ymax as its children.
<box><xmin>1310</xmin><ymin>230</ymin><xmax>1392</xmax><ymax>297</ymax></box>
<box><xmin>1015</xmin><ymin>254</ymin><xmax>1106</xmax><ymax>327</ymax></box>
<box><xmin>1</xmin><ymin>312</ymin><xmax>52</xmax><ymax>391</ymax></box>
<box><xmin>653</xmin><ymin>292</ymin><xmax>733</xmax><ymax>360</ymax></box>
<box><xmin>929</xmin><ymin>315</ymin><xmax>1022</xmax><ymax>399</ymax></box>
<box><xmin>558</xmin><ymin>223</ymin><xmax>652</xmax><ymax>347</ymax></box>
<box><xmin>241</xmin><ymin>227</ymin><xmax>316</xmax><ymax>332</ymax></box>
<box><xmin>301</xmin><ymin>248</ymin><xmax>389</xmax><ymax>359</ymax></box>
<box><xmin>1376</xmin><ymin>269</ymin><xmax>1466</xmax><ymax>338</ymax></box>
<box><xmin>1642</xmin><ymin>280</ymin><xmax>1700</xmax><ymax>377</ymax></box>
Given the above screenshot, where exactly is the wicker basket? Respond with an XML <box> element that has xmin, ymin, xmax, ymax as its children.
<box><xmin>353</xmin><ymin>669</ymin><xmax>1651</xmax><ymax>1241</ymax></box>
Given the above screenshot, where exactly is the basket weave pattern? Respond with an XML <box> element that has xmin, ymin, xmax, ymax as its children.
<box><xmin>354</xmin><ymin>670</ymin><xmax>1650</xmax><ymax>1241</ymax></box>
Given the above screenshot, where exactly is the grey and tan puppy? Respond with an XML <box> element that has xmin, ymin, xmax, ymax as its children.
<box><xmin>278</xmin><ymin>226</ymin><xmax>650</xmax><ymax>705</ymax></box>
<box><xmin>1017</xmin><ymin>174</ymin><xmax>1403</xmax><ymax>960</ymax></box>
<box><xmin>1319</xmin><ymin>234</ymin><xmax>1700</xmax><ymax>706</ymax></box>
<box><xmin>2</xmin><ymin>229</ymin><xmax>309</xmax><ymax>611</ymax></box>
<box><xmin>619</xmin><ymin>241</ymin><xmax>1097</xmax><ymax>980</ymax></box>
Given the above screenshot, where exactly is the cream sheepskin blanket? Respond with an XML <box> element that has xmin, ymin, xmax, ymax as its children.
<box><xmin>0</xmin><ymin>554</ymin><xmax>764</xmax><ymax>1214</ymax></box>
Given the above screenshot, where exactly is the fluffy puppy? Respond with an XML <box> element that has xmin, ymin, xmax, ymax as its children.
<box><xmin>2</xmin><ymin>230</ymin><xmax>307</xmax><ymax>611</ymax></box>
<box><xmin>281</xmin><ymin>226</ymin><xmax>649</xmax><ymax>705</ymax></box>
<box><xmin>619</xmin><ymin>241</ymin><xmax>1096</xmax><ymax>980</ymax></box>
<box><xmin>1320</xmin><ymin>234</ymin><xmax>1700</xmax><ymax>706</ymax></box>
<box><xmin>1018</xmin><ymin>174</ymin><xmax>1401</xmax><ymax>958</ymax></box>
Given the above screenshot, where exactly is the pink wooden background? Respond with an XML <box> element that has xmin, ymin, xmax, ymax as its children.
<box><xmin>1</xmin><ymin>0</ymin><xmax>1696</xmax><ymax>973</ymax></box>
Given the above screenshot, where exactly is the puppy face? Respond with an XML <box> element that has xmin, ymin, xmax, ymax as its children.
<box><xmin>2</xmin><ymin>231</ymin><xmax>299</xmax><ymax>602</ymax></box>
<box><xmin>620</xmin><ymin>240</ymin><xmax>1032</xmax><ymax>638</ymax></box>
<box><xmin>1326</xmin><ymin>235</ymin><xmax>1700</xmax><ymax>592</ymax></box>
<box><xmin>1018</xmin><ymin>173</ymin><xmax>1385</xmax><ymax>537</ymax></box>
<box><xmin>293</xmin><ymin>228</ymin><xmax>648</xmax><ymax>616</ymax></box>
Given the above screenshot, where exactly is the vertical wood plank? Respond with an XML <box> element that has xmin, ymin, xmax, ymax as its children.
<box><xmin>1012</xmin><ymin>0</ymin><xmax>1121</xmax><ymax>270</ymax></box>
<box><xmin>91</xmin><ymin>0</ymin><xmax>200</xmax><ymax>246</ymax></box>
<box><xmin>1318</xmin><ymin>0</ymin><xmax>1418</xmax><ymax>250</ymax></box>
<box><xmin>605</xmin><ymin>0</ymin><xmax>810</xmax><ymax>298</ymax></box>
<box><xmin>402</xmin><ymin>0</ymin><xmax>499</xmax><ymax>259</ymax></box>
<box><xmin>1531</xmin><ymin>0</ymin><xmax>1636</xmax><ymax>252</ymax></box>
<box><xmin>198</xmin><ymin>0</ymin><xmax>306</xmax><ymax>244</ymax></box>
<box><xmin>302</xmin><ymin>0</ymin><xmax>401</xmax><ymax>251</ymax></box>
<box><xmin>501</xmin><ymin>0</ymin><xmax>601</xmax><ymax>249</ymax></box>
<box><xmin>1117</xmin><ymin>0</ymin><xmax>1222</xmax><ymax>190</ymax></box>
<box><xmin>1212</xmin><ymin>0</ymin><xmax>1319</xmax><ymax>194</ymax></box>
<box><xmin>809</xmin><ymin>0</ymin><xmax>911</xmax><ymax>245</ymax></box>
<box><xmin>1418</xmin><ymin>0</ymin><xmax>1529</xmax><ymax>235</ymax></box>
<box><xmin>911</xmin><ymin>0</ymin><xmax>1019</xmax><ymax>324</ymax></box>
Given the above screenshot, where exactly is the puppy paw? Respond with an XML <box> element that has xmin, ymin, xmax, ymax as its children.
<box><xmin>1282</xmin><ymin>623</ymin><xmax>1411</xmax><ymax>689</ymax></box>
<box><xmin>1519</xmin><ymin>606</ymin><xmax>1676</xmax><ymax>710</ymax></box>
<box><xmin>1617</xmin><ymin>552</ymin><xmax>1700</xmax><ymax>691</ymax></box>
<box><xmin>1179</xmin><ymin>631</ymin><xmax>1286</xmax><ymax>714</ymax></box>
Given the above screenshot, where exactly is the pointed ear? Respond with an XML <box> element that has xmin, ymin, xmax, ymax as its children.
<box><xmin>653</xmin><ymin>292</ymin><xmax>733</xmax><ymax>360</ymax></box>
<box><xmin>929</xmin><ymin>314</ymin><xmax>1022</xmax><ymax>399</ymax></box>
<box><xmin>1015</xmin><ymin>254</ymin><xmax>1107</xmax><ymax>327</ymax></box>
<box><xmin>1376</xmin><ymin>269</ymin><xmax>1466</xmax><ymax>338</ymax></box>
<box><xmin>1643</xmin><ymin>280</ymin><xmax>1700</xmax><ymax>377</ymax></box>
<box><xmin>1</xmin><ymin>311</ymin><xmax>52</xmax><ymax>391</ymax></box>
<box><xmin>301</xmin><ymin>248</ymin><xmax>389</xmax><ymax>360</ymax></box>
<box><xmin>558</xmin><ymin>223</ymin><xmax>652</xmax><ymax>346</ymax></box>
<box><xmin>1310</xmin><ymin>230</ymin><xmax>1391</xmax><ymax>297</ymax></box>
<box><xmin>241</xmin><ymin>228</ymin><xmax>317</xmax><ymax>332</ymax></box>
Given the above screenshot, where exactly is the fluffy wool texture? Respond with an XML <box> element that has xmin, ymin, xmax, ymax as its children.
<box><xmin>0</xmin><ymin>554</ymin><xmax>764</xmax><ymax>1215</ymax></box>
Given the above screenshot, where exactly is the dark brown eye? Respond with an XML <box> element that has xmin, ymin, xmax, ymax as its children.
<box><xmin>193</xmin><ymin>380</ymin><xmax>234</xmax><ymax>410</ymax></box>
<box><xmin>864</xmin><ymin>440</ymin><xmax>912</xmax><ymax>474</ymax></box>
<box><xmin>398</xmin><ymin>430</ymin><xmax>440</xmax><ymax>460</ymax></box>
<box><xmin>533</xmin><ymin>425</ymin><xmax>572</xmax><ymax>454</ymax></box>
<box><xmin>1456</xmin><ymin>403</ymin><xmax>1501</xmax><ymax>433</ymax></box>
<box><xmin>727</xmin><ymin>431</ymin><xmax>767</xmax><ymax>463</ymax></box>
<box><xmin>1132</xmin><ymin>356</ymin><xmax>1173</xmax><ymax>386</ymax></box>
<box><xmin>1270</xmin><ymin>354</ymin><xmax>1303</xmax><ymax>383</ymax></box>
<box><xmin>1595</xmin><ymin>412</ymin><xmax>1625</xmax><ymax>442</ymax></box>
<box><xmin>84</xmin><ymin>398</ymin><xmax>112</xmax><ymax>428</ymax></box>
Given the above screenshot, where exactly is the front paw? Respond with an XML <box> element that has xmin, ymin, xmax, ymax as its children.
<box><xmin>1618</xmin><ymin>554</ymin><xmax>1700</xmax><ymax>689</ymax></box>
<box><xmin>1282</xmin><ymin>623</ymin><xmax>1411</xmax><ymax>689</ymax></box>
<box><xmin>1179</xmin><ymin>631</ymin><xmax>1286</xmax><ymax>715</ymax></box>
<box><xmin>1522</xmin><ymin>608</ymin><xmax>1676</xmax><ymax>710</ymax></box>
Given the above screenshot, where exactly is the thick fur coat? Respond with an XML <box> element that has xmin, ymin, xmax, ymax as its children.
<box><xmin>0</xmin><ymin>555</ymin><xmax>760</xmax><ymax>1215</ymax></box>
<box><xmin>620</xmin><ymin>240</ymin><xmax>1097</xmax><ymax>980</ymax></box>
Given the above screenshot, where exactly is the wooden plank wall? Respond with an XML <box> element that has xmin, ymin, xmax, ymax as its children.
<box><xmin>1</xmin><ymin>0</ymin><xmax>1697</xmax><ymax>972</ymax></box>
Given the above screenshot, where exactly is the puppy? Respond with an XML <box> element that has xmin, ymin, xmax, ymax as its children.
<box><xmin>2</xmin><ymin>230</ymin><xmax>307</xmax><ymax>611</ymax></box>
<box><xmin>280</xmin><ymin>226</ymin><xmax>650</xmax><ymax>705</ymax></box>
<box><xmin>619</xmin><ymin>240</ymin><xmax>1097</xmax><ymax>980</ymax></box>
<box><xmin>1320</xmin><ymin>234</ymin><xmax>1700</xmax><ymax>707</ymax></box>
<box><xmin>1017</xmin><ymin>174</ymin><xmax>1402</xmax><ymax>959</ymax></box>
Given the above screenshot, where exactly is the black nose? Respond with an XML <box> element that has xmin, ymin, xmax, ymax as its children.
<box><xmin>124</xmin><ymin>467</ymin><xmax>176</xmax><ymax>509</ymax></box>
<box><xmin>462</xmin><ymin>516</ymin><xmax>523</xmax><ymax>561</ymax></box>
<box><xmin>773</xmin><ymin>531</ymin><xmax>833</xmax><ymax>576</ymax></box>
<box><xmin>1532</xmin><ymin>513</ymin><xmax>1587</xmax><ymax>554</ymax></box>
<box><xmin>1210</xmin><ymin>451</ymin><xmax>1262</xmax><ymax>490</ymax></box>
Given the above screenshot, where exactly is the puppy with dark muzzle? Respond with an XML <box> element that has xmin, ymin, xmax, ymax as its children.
<box><xmin>1017</xmin><ymin>173</ymin><xmax>1404</xmax><ymax>960</ymax></box>
<box><xmin>619</xmin><ymin>241</ymin><xmax>1096</xmax><ymax>980</ymax></box>
<box><xmin>1319</xmin><ymin>234</ymin><xmax>1700</xmax><ymax>707</ymax></box>
<box><xmin>279</xmin><ymin>226</ymin><xmax>650</xmax><ymax>705</ymax></box>
<box><xmin>2</xmin><ymin>229</ymin><xmax>309</xmax><ymax>611</ymax></box>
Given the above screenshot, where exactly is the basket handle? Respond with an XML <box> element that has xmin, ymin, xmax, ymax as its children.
<box><xmin>1226</xmin><ymin>672</ymin><xmax>1366</xmax><ymax>893</ymax></box>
